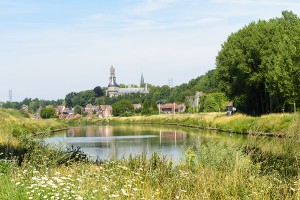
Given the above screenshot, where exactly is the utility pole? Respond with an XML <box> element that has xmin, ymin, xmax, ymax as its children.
<box><xmin>8</xmin><ymin>90</ymin><xmax>12</xmax><ymax>102</ymax></box>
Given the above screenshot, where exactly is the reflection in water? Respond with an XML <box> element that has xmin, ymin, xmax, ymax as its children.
<box><xmin>44</xmin><ymin>125</ymin><xmax>235</xmax><ymax>163</ymax></box>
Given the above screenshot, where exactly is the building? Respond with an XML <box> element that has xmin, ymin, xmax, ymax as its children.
<box><xmin>99</xmin><ymin>105</ymin><xmax>112</xmax><ymax>118</ymax></box>
<box><xmin>226</xmin><ymin>101</ymin><xmax>236</xmax><ymax>115</ymax></box>
<box><xmin>186</xmin><ymin>91</ymin><xmax>202</xmax><ymax>112</ymax></box>
<box><xmin>158</xmin><ymin>103</ymin><xmax>186</xmax><ymax>114</ymax></box>
<box><xmin>106</xmin><ymin>66</ymin><xmax>149</xmax><ymax>97</ymax></box>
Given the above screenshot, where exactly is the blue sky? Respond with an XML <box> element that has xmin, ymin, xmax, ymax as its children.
<box><xmin>1</xmin><ymin>0</ymin><xmax>300</xmax><ymax>101</ymax></box>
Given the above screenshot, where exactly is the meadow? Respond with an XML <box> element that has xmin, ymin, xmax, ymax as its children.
<box><xmin>1</xmin><ymin>109</ymin><xmax>300</xmax><ymax>199</ymax></box>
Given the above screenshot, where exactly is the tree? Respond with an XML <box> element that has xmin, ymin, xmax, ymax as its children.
<box><xmin>65</xmin><ymin>92</ymin><xmax>78</xmax><ymax>108</ymax></box>
<box><xmin>215</xmin><ymin>11</ymin><xmax>300</xmax><ymax>115</ymax></box>
<box><xmin>29</xmin><ymin>101</ymin><xmax>40</xmax><ymax>113</ymax></box>
<box><xmin>71</xmin><ymin>90</ymin><xmax>95</xmax><ymax>107</ymax></box>
<box><xmin>74</xmin><ymin>105</ymin><xmax>82</xmax><ymax>115</ymax></box>
<box><xmin>93</xmin><ymin>86</ymin><xmax>104</xmax><ymax>97</ymax></box>
<box><xmin>40</xmin><ymin>106</ymin><xmax>56</xmax><ymax>119</ymax></box>
<box><xmin>112</xmin><ymin>99</ymin><xmax>134</xmax><ymax>116</ymax></box>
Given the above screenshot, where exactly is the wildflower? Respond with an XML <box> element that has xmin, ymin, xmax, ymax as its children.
<box><xmin>15</xmin><ymin>182</ymin><xmax>21</xmax><ymax>186</ymax></box>
<box><xmin>109</xmin><ymin>194</ymin><xmax>120</xmax><ymax>198</ymax></box>
<box><xmin>92</xmin><ymin>190</ymin><xmax>98</xmax><ymax>193</ymax></box>
<box><xmin>43</xmin><ymin>195</ymin><xmax>48</xmax><ymax>199</ymax></box>
<box><xmin>76</xmin><ymin>178</ymin><xmax>82</xmax><ymax>182</ymax></box>
<box><xmin>77</xmin><ymin>196</ymin><xmax>84</xmax><ymax>200</ymax></box>
<box><xmin>28</xmin><ymin>197</ymin><xmax>33</xmax><ymax>200</ymax></box>
<box><xmin>121</xmin><ymin>189</ymin><xmax>128</xmax><ymax>196</ymax></box>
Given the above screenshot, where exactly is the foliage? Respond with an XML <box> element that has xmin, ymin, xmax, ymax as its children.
<box><xmin>200</xmin><ymin>93</ymin><xmax>228</xmax><ymax>112</ymax></box>
<box><xmin>65</xmin><ymin>92</ymin><xmax>78</xmax><ymax>108</ymax></box>
<box><xmin>2</xmin><ymin>98</ymin><xmax>63</xmax><ymax>113</ymax></box>
<box><xmin>112</xmin><ymin>99</ymin><xmax>134</xmax><ymax>116</ymax></box>
<box><xmin>73</xmin><ymin>105</ymin><xmax>82</xmax><ymax>115</ymax></box>
<box><xmin>71</xmin><ymin>90</ymin><xmax>96</xmax><ymax>107</ymax></box>
<box><xmin>40</xmin><ymin>106</ymin><xmax>57</xmax><ymax>119</ymax></box>
<box><xmin>93</xmin><ymin>86</ymin><xmax>104</xmax><ymax>97</ymax></box>
<box><xmin>216</xmin><ymin>11</ymin><xmax>300</xmax><ymax>115</ymax></box>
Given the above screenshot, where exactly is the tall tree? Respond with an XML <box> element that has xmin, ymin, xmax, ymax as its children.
<box><xmin>216</xmin><ymin>11</ymin><xmax>300</xmax><ymax>115</ymax></box>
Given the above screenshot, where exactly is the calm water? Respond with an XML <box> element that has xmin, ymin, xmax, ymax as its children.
<box><xmin>43</xmin><ymin>124</ymin><xmax>238</xmax><ymax>163</ymax></box>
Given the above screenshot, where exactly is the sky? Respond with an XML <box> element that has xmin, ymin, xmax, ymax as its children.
<box><xmin>1</xmin><ymin>0</ymin><xmax>300</xmax><ymax>102</ymax></box>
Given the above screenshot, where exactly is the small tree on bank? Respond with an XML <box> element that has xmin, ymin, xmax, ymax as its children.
<box><xmin>40</xmin><ymin>106</ymin><xmax>56</xmax><ymax>119</ymax></box>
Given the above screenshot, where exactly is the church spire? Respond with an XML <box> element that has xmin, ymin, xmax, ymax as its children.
<box><xmin>140</xmin><ymin>73</ymin><xmax>144</xmax><ymax>87</ymax></box>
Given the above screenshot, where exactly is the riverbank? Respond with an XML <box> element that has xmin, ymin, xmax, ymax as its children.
<box><xmin>0</xmin><ymin>108</ymin><xmax>67</xmax><ymax>149</ymax></box>
<box><xmin>69</xmin><ymin>112</ymin><xmax>300</xmax><ymax>137</ymax></box>
<box><xmin>1</xmin><ymin>109</ymin><xmax>300</xmax><ymax>199</ymax></box>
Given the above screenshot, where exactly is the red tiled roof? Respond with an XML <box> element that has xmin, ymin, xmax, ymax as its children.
<box><xmin>226</xmin><ymin>101</ymin><xmax>233</xmax><ymax>107</ymax></box>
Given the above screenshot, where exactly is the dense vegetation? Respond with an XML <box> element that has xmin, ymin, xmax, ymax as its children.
<box><xmin>216</xmin><ymin>11</ymin><xmax>300</xmax><ymax>115</ymax></box>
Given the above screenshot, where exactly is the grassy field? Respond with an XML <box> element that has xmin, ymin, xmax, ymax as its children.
<box><xmin>1</xmin><ymin>109</ymin><xmax>300</xmax><ymax>199</ymax></box>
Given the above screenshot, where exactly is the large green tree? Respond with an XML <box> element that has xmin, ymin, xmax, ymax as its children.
<box><xmin>216</xmin><ymin>11</ymin><xmax>300</xmax><ymax>115</ymax></box>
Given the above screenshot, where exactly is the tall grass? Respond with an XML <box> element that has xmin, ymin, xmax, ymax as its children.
<box><xmin>6</xmin><ymin>141</ymin><xmax>298</xmax><ymax>199</ymax></box>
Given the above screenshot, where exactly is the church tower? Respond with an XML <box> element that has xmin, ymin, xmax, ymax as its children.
<box><xmin>140</xmin><ymin>73</ymin><xmax>144</xmax><ymax>87</ymax></box>
<box><xmin>107</xmin><ymin>65</ymin><xmax>119</xmax><ymax>97</ymax></box>
<box><xmin>108</xmin><ymin>65</ymin><xmax>119</xmax><ymax>87</ymax></box>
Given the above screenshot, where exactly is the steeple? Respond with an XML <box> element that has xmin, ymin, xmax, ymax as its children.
<box><xmin>108</xmin><ymin>65</ymin><xmax>119</xmax><ymax>87</ymax></box>
<box><xmin>140</xmin><ymin>73</ymin><xmax>144</xmax><ymax>87</ymax></box>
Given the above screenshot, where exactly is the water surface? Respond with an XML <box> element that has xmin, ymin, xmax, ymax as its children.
<box><xmin>44</xmin><ymin>124</ymin><xmax>238</xmax><ymax>163</ymax></box>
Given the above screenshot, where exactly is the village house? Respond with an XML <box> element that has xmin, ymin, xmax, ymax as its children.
<box><xmin>158</xmin><ymin>103</ymin><xmax>186</xmax><ymax>114</ymax></box>
<box><xmin>84</xmin><ymin>104</ymin><xmax>98</xmax><ymax>114</ymax></box>
<box><xmin>98</xmin><ymin>105</ymin><xmax>113</xmax><ymax>118</ymax></box>
<box><xmin>59</xmin><ymin>107</ymin><xmax>74</xmax><ymax>119</ymax></box>
<box><xmin>226</xmin><ymin>101</ymin><xmax>236</xmax><ymax>115</ymax></box>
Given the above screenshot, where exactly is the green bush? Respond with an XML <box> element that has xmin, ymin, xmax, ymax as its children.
<box><xmin>40</xmin><ymin>106</ymin><xmax>56</xmax><ymax>119</ymax></box>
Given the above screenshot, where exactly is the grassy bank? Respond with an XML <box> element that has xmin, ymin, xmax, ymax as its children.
<box><xmin>5</xmin><ymin>141</ymin><xmax>300</xmax><ymax>200</ymax></box>
<box><xmin>69</xmin><ymin>112</ymin><xmax>300</xmax><ymax>137</ymax></box>
<box><xmin>0</xmin><ymin>108</ymin><xmax>67</xmax><ymax>159</ymax></box>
